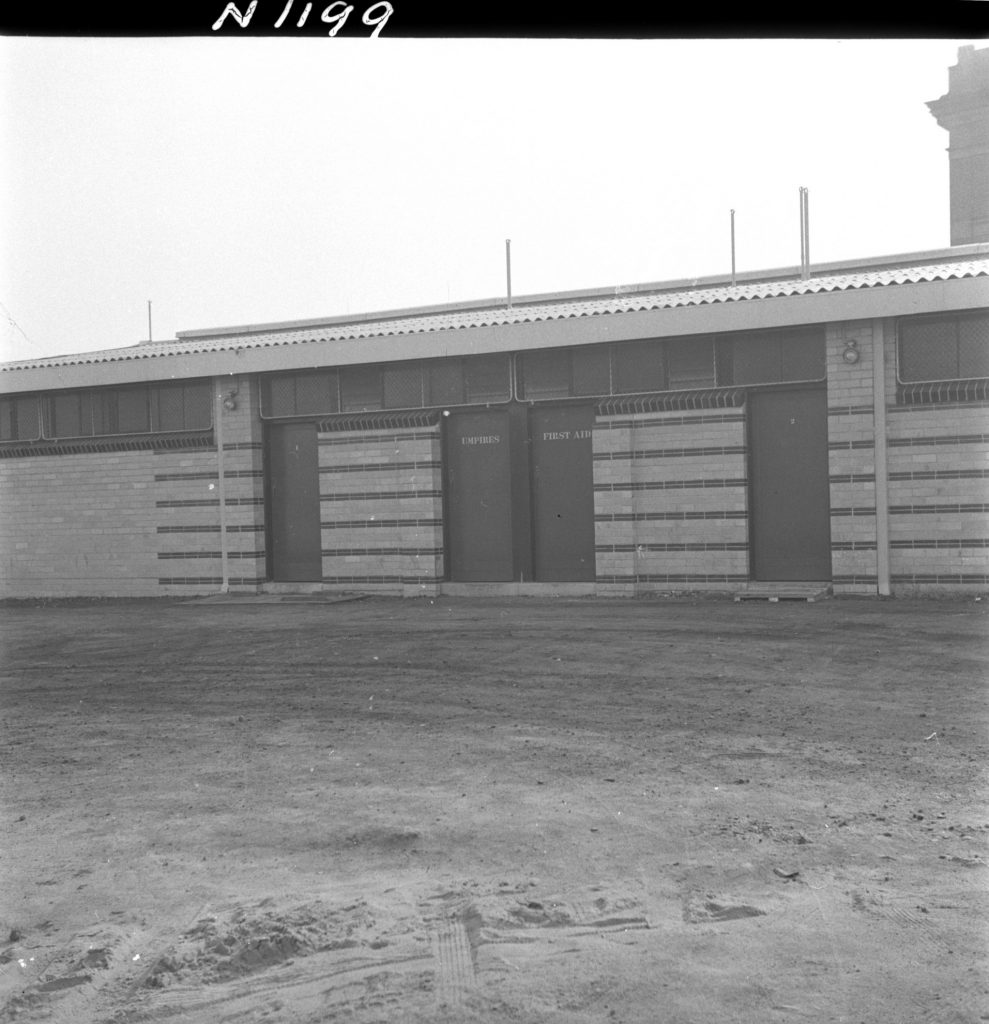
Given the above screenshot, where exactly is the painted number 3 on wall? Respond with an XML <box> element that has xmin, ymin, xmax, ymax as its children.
<box><xmin>212</xmin><ymin>0</ymin><xmax>394</xmax><ymax>36</ymax></box>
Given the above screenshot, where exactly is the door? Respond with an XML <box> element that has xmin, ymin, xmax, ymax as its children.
<box><xmin>445</xmin><ymin>409</ymin><xmax>514</xmax><ymax>581</ymax></box>
<box><xmin>530</xmin><ymin>405</ymin><xmax>596</xmax><ymax>581</ymax></box>
<box><xmin>748</xmin><ymin>388</ymin><xmax>831</xmax><ymax>581</ymax></box>
<box><xmin>266</xmin><ymin>422</ymin><xmax>322</xmax><ymax>581</ymax></box>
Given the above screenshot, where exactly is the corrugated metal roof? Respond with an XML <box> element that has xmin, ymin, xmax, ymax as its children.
<box><xmin>4</xmin><ymin>258</ymin><xmax>987</xmax><ymax>373</ymax></box>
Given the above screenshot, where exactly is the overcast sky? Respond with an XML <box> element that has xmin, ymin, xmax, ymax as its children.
<box><xmin>0</xmin><ymin>37</ymin><xmax>979</xmax><ymax>363</ymax></box>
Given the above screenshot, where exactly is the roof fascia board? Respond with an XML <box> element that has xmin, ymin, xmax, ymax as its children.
<box><xmin>3</xmin><ymin>275</ymin><xmax>987</xmax><ymax>395</ymax></box>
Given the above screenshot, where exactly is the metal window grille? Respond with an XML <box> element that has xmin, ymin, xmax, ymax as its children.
<box><xmin>91</xmin><ymin>393</ymin><xmax>113</xmax><ymax>436</ymax></box>
<box><xmin>181</xmin><ymin>383</ymin><xmax>213</xmax><ymax>430</ymax></box>
<box><xmin>263</xmin><ymin>376</ymin><xmax>297</xmax><ymax>417</ymax></box>
<box><xmin>147</xmin><ymin>382</ymin><xmax>212</xmax><ymax>432</ymax></box>
<box><xmin>730</xmin><ymin>335</ymin><xmax>783</xmax><ymax>386</ymax></box>
<box><xmin>780</xmin><ymin>328</ymin><xmax>826</xmax><ymax>381</ymax></box>
<box><xmin>666</xmin><ymin>338</ymin><xmax>716</xmax><ymax>391</ymax></box>
<box><xmin>90</xmin><ymin>387</ymin><xmax>149</xmax><ymax>436</ymax></box>
<box><xmin>426</xmin><ymin>360</ymin><xmax>464</xmax><ymax>407</ymax></box>
<box><xmin>714</xmin><ymin>338</ymin><xmax>734</xmax><ymax>387</ymax></box>
<box><xmin>383</xmin><ymin>365</ymin><xmax>425</xmax><ymax>409</ymax></box>
<box><xmin>115</xmin><ymin>387</ymin><xmax>151</xmax><ymax>433</ymax></box>
<box><xmin>612</xmin><ymin>339</ymin><xmax>665</xmax><ymax>395</ymax></box>
<box><xmin>520</xmin><ymin>349</ymin><xmax>571</xmax><ymax>400</ymax></box>
<box><xmin>50</xmin><ymin>392</ymin><xmax>93</xmax><ymax>438</ymax></box>
<box><xmin>958</xmin><ymin>316</ymin><xmax>989</xmax><ymax>379</ymax></box>
<box><xmin>154</xmin><ymin>385</ymin><xmax>187</xmax><ymax>432</ymax></box>
<box><xmin>729</xmin><ymin>328</ymin><xmax>825</xmax><ymax>386</ymax></box>
<box><xmin>294</xmin><ymin>371</ymin><xmax>339</xmax><ymax>415</ymax></box>
<box><xmin>898</xmin><ymin>318</ymin><xmax>960</xmax><ymax>382</ymax></box>
<box><xmin>897</xmin><ymin>312</ymin><xmax>989</xmax><ymax>387</ymax></box>
<box><xmin>33</xmin><ymin>382</ymin><xmax>212</xmax><ymax>440</ymax></box>
<box><xmin>0</xmin><ymin>399</ymin><xmax>13</xmax><ymax>441</ymax></box>
<box><xmin>340</xmin><ymin>366</ymin><xmax>383</xmax><ymax>412</ymax></box>
<box><xmin>16</xmin><ymin>396</ymin><xmax>41</xmax><ymax>440</ymax></box>
<box><xmin>0</xmin><ymin>396</ymin><xmax>41</xmax><ymax>441</ymax></box>
<box><xmin>572</xmin><ymin>346</ymin><xmax>611</xmax><ymax>397</ymax></box>
<box><xmin>464</xmin><ymin>354</ymin><xmax>510</xmax><ymax>404</ymax></box>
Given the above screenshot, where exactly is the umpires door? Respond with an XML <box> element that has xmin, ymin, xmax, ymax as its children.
<box><xmin>445</xmin><ymin>409</ymin><xmax>516</xmax><ymax>581</ymax></box>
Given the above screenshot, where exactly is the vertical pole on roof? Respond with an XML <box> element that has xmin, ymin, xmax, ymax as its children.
<box><xmin>506</xmin><ymin>239</ymin><xmax>513</xmax><ymax>309</ymax></box>
<box><xmin>803</xmin><ymin>187</ymin><xmax>811</xmax><ymax>279</ymax></box>
<box><xmin>799</xmin><ymin>187</ymin><xmax>811</xmax><ymax>281</ymax></box>
<box><xmin>730</xmin><ymin>210</ymin><xmax>737</xmax><ymax>287</ymax></box>
<box><xmin>147</xmin><ymin>300</ymin><xmax>153</xmax><ymax>342</ymax></box>
<box><xmin>798</xmin><ymin>188</ymin><xmax>805</xmax><ymax>279</ymax></box>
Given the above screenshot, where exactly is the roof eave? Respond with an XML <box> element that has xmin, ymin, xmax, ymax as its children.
<box><xmin>174</xmin><ymin>243</ymin><xmax>989</xmax><ymax>343</ymax></box>
<box><xmin>2</xmin><ymin>271</ymin><xmax>986</xmax><ymax>395</ymax></box>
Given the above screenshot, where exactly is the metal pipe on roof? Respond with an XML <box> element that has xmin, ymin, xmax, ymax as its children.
<box><xmin>799</xmin><ymin>187</ymin><xmax>811</xmax><ymax>281</ymax></box>
<box><xmin>802</xmin><ymin>186</ymin><xmax>810</xmax><ymax>278</ymax></box>
<box><xmin>730</xmin><ymin>210</ymin><xmax>737</xmax><ymax>287</ymax></box>
<box><xmin>804</xmin><ymin>188</ymin><xmax>811</xmax><ymax>280</ymax></box>
<box><xmin>506</xmin><ymin>239</ymin><xmax>512</xmax><ymax>309</ymax></box>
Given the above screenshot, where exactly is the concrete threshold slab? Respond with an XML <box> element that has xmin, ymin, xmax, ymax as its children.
<box><xmin>185</xmin><ymin>593</ymin><xmax>370</xmax><ymax>605</ymax></box>
<box><xmin>734</xmin><ymin>582</ymin><xmax>832</xmax><ymax>603</ymax></box>
<box><xmin>440</xmin><ymin>582</ymin><xmax>598</xmax><ymax>598</ymax></box>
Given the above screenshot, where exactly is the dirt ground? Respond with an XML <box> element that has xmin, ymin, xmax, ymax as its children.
<box><xmin>0</xmin><ymin>594</ymin><xmax>987</xmax><ymax>1024</ymax></box>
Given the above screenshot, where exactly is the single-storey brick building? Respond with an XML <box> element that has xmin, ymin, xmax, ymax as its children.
<box><xmin>2</xmin><ymin>47</ymin><xmax>987</xmax><ymax>600</ymax></box>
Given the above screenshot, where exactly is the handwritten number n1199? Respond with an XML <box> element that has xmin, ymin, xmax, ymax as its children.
<box><xmin>212</xmin><ymin>0</ymin><xmax>394</xmax><ymax>35</ymax></box>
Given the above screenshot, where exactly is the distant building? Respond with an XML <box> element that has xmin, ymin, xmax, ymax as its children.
<box><xmin>1</xmin><ymin>48</ymin><xmax>987</xmax><ymax>599</ymax></box>
<box><xmin>928</xmin><ymin>44</ymin><xmax>989</xmax><ymax>246</ymax></box>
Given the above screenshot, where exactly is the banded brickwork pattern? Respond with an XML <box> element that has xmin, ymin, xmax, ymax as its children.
<box><xmin>592</xmin><ymin>410</ymin><xmax>749</xmax><ymax>594</ymax></box>
<box><xmin>152</xmin><ymin>446</ymin><xmax>223</xmax><ymax>590</ymax></box>
<box><xmin>886</xmin><ymin>399</ymin><xmax>989</xmax><ymax>591</ymax></box>
<box><xmin>0</xmin><ymin>375</ymin><xmax>266</xmax><ymax>599</ymax></box>
<box><xmin>318</xmin><ymin>424</ymin><xmax>443</xmax><ymax>593</ymax></box>
<box><xmin>826</xmin><ymin>322</ymin><xmax>878</xmax><ymax>593</ymax></box>
<box><xmin>214</xmin><ymin>377</ymin><xmax>266</xmax><ymax>592</ymax></box>
<box><xmin>155</xmin><ymin>376</ymin><xmax>265</xmax><ymax>594</ymax></box>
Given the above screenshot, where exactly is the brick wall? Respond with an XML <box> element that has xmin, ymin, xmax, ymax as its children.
<box><xmin>886</xmin><ymin>398</ymin><xmax>989</xmax><ymax>592</ymax></box>
<box><xmin>826</xmin><ymin>321</ymin><xmax>879</xmax><ymax>594</ymax></box>
<box><xmin>317</xmin><ymin>423</ymin><xmax>444</xmax><ymax>596</ymax></box>
<box><xmin>155</xmin><ymin>375</ymin><xmax>265</xmax><ymax>596</ymax></box>
<box><xmin>218</xmin><ymin>376</ymin><xmax>266</xmax><ymax>593</ymax></box>
<box><xmin>592</xmin><ymin>408</ymin><xmax>749</xmax><ymax>594</ymax></box>
<box><xmin>0</xmin><ymin>375</ymin><xmax>264</xmax><ymax>599</ymax></box>
<box><xmin>0</xmin><ymin>447</ymin><xmax>167</xmax><ymax>597</ymax></box>
<box><xmin>151</xmin><ymin>446</ymin><xmax>223</xmax><ymax>594</ymax></box>
<box><xmin>825</xmin><ymin>319</ymin><xmax>989</xmax><ymax>596</ymax></box>
<box><xmin>4</xmin><ymin>330</ymin><xmax>985</xmax><ymax>599</ymax></box>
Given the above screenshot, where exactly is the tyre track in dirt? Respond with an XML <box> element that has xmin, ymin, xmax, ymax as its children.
<box><xmin>126</xmin><ymin>948</ymin><xmax>435</xmax><ymax>1022</ymax></box>
<box><xmin>432</xmin><ymin>915</ymin><xmax>475</xmax><ymax>1009</ymax></box>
